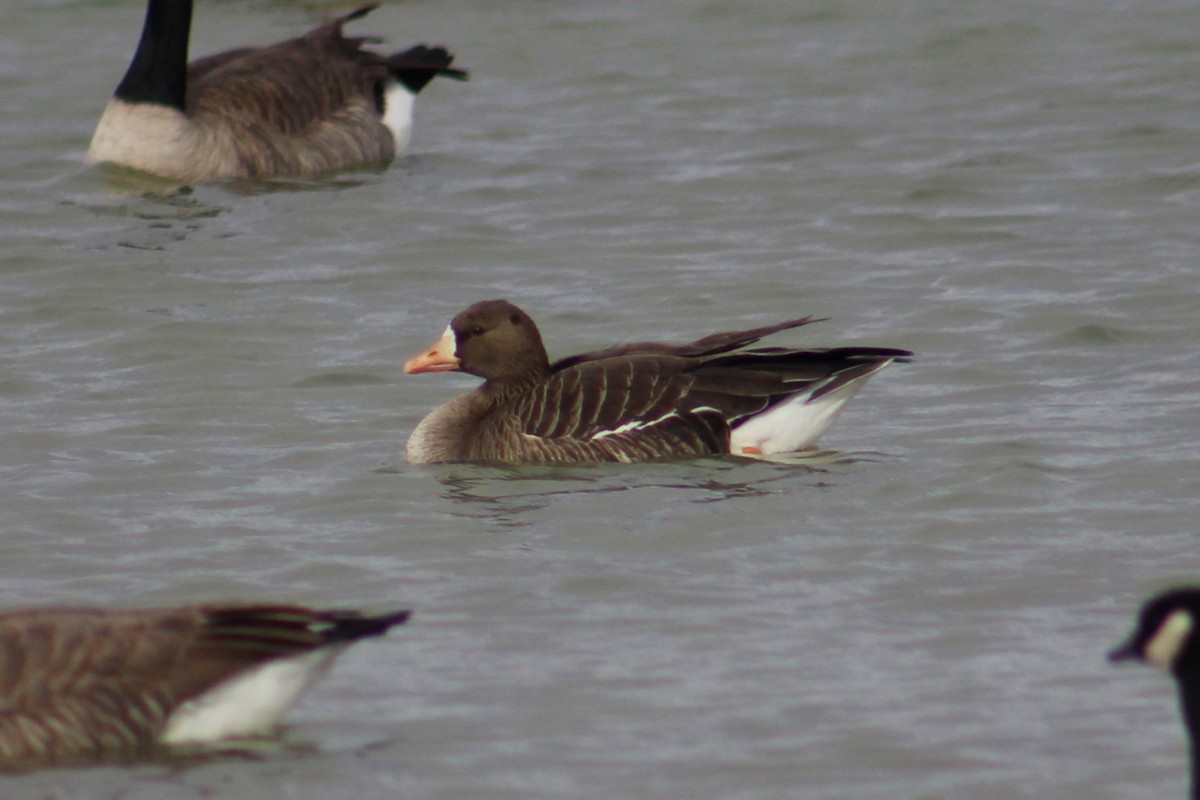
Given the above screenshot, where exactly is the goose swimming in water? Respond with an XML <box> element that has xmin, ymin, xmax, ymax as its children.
<box><xmin>403</xmin><ymin>299</ymin><xmax>911</xmax><ymax>464</ymax></box>
<box><xmin>0</xmin><ymin>603</ymin><xmax>409</xmax><ymax>770</ymax></box>
<box><xmin>1111</xmin><ymin>588</ymin><xmax>1200</xmax><ymax>799</ymax></box>
<box><xmin>87</xmin><ymin>1</ymin><xmax>467</xmax><ymax>183</ymax></box>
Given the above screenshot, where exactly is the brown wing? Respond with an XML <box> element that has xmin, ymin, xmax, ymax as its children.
<box><xmin>518</xmin><ymin>356</ymin><xmax>698</xmax><ymax>437</ymax></box>
<box><xmin>502</xmin><ymin>345</ymin><xmax>912</xmax><ymax>463</ymax></box>
<box><xmin>187</xmin><ymin>22</ymin><xmax>388</xmax><ymax>133</ymax></box>
<box><xmin>504</xmin><ymin>355</ymin><xmax>729</xmax><ymax>461</ymax></box>
<box><xmin>549</xmin><ymin>315</ymin><xmax>826</xmax><ymax>372</ymax></box>
<box><xmin>186</xmin><ymin>48</ymin><xmax>257</xmax><ymax>86</ymax></box>
<box><xmin>184</xmin><ymin>12</ymin><xmax>396</xmax><ymax>175</ymax></box>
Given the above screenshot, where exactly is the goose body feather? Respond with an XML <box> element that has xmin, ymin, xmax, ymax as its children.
<box><xmin>87</xmin><ymin>1</ymin><xmax>466</xmax><ymax>183</ymax></box>
<box><xmin>1111</xmin><ymin>588</ymin><xmax>1200</xmax><ymax>800</ymax></box>
<box><xmin>404</xmin><ymin>300</ymin><xmax>910</xmax><ymax>464</ymax></box>
<box><xmin>0</xmin><ymin>604</ymin><xmax>408</xmax><ymax>770</ymax></box>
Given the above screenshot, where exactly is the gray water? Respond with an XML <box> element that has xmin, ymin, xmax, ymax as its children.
<box><xmin>3</xmin><ymin>0</ymin><xmax>1200</xmax><ymax>797</ymax></box>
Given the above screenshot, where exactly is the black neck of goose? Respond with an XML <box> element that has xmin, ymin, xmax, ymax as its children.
<box><xmin>1180</xmin><ymin>676</ymin><xmax>1200</xmax><ymax>800</ymax></box>
<box><xmin>113</xmin><ymin>0</ymin><xmax>192</xmax><ymax>110</ymax></box>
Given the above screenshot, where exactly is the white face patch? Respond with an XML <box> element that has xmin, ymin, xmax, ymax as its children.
<box><xmin>1146</xmin><ymin>609</ymin><xmax>1194</xmax><ymax>671</ymax></box>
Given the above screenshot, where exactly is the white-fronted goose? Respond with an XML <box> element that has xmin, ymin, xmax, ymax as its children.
<box><xmin>403</xmin><ymin>299</ymin><xmax>911</xmax><ymax>464</ymax></box>
<box><xmin>87</xmin><ymin>1</ymin><xmax>467</xmax><ymax>183</ymax></box>
<box><xmin>1111</xmin><ymin>588</ymin><xmax>1200</xmax><ymax>799</ymax></box>
<box><xmin>0</xmin><ymin>603</ymin><xmax>409</xmax><ymax>770</ymax></box>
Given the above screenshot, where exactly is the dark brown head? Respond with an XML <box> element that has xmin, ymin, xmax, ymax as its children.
<box><xmin>405</xmin><ymin>300</ymin><xmax>551</xmax><ymax>382</ymax></box>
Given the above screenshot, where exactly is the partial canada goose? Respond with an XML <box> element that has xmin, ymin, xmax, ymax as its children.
<box><xmin>87</xmin><ymin>1</ymin><xmax>467</xmax><ymax>183</ymax></box>
<box><xmin>0</xmin><ymin>603</ymin><xmax>409</xmax><ymax>770</ymax></box>
<box><xmin>403</xmin><ymin>299</ymin><xmax>911</xmax><ymax>464</ymax></box>
<box><xmin>1111</xmin><ymin>588</ymin><xmax>1200</xmax><ymax>799</ymax></box>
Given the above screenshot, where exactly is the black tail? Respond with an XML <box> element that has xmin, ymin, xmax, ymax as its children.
<box><xmin>339</xmin><ymin>4</ymin><xmax>381</xmax><ymax>25</ymax></box>
<box><xmin>322</xmin><ymin>609</ymin><xmax>412</xmax><ymax>643</ymax></box>
<box><xmin>201</xmin><ymin>605</ymin><xmax>411</xmax><ymax>655</ymax></box>
<box><xmin>389</xmin><ymin>45</ymin><xmax>469</xmax><ymax>93</ymax></box>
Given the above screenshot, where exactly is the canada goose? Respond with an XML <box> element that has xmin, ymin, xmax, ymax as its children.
<box><xmin>1110</xmin><ymin>588</ymin><xmax>1200</xmax><ymax>799</ymax></box>
<box><xmin>403</xmin><ymin>299</ymin><xmax>911</xmax><ymax>464</ymax></box>
<box><xmin>0</xmin><ymin>603</ymin><xmax>409</xmax><ymax>770</ymax></box>
<box><xmin>87</xmin><ymin>1</ymin><xmax>467</xmax><ymax>183</ymax></box>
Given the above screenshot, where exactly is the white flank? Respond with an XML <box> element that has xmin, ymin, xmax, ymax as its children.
<box><xmin>382</xmin><ymin>83</ymin><xmax>416</xmax><ymax>155</ymax></box>
<box><xmin>160</xmin><ymin>647</ymin><xmax>343</xmax><ymax>744</ymax></box>
<box><xmin>1146</xmin><ymin>609</ymin><xmax>1194</xmax><ymax>672</ymax></box>
<box><xmin>591</xmin><ymin>411</ymin><xmax>680</xmax><ymax>441</ymax></box>
<box><xmin>730</xmin><ymin>379</ymin><xmax>871</xmax><ymax>456</ymax></box>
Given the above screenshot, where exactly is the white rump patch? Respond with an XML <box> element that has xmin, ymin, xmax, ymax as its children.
<box><xmin>161</xmin><ymin>648</ymin><xmax>342</xmax><ymax>744</ymax></box>
<box><xmin>1146</xmin><ymin>609</ymin><xmax>1194</xmax><ymax>671</ymax></box>
<box><xmin>730</xmin><ymin>379</ymin><xmax>871</xmax><ymax>456</ymax></box>
<box><xmin>382</xmin><ymin>84</ymin><xmax>417</xmax><ymax>155</ymax></box>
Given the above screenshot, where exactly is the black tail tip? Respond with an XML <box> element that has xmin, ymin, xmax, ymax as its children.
<box><xmin>330</xmin><ymin>609</ymin><xmax>412</xmax><ymax>642</ymax></box>
<box><xmin>341</xmin><ymin>4</ymin><xmax>381</xmax><ymax>24</ymax></box>
<box><xmin>390</xmin><ymin>45</ymin><xmax>469</xmax><ymax>93</ymax></box>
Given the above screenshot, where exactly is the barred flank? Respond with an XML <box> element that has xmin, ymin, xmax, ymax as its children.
<box><xmin>0</xmin><ymin>605</ymin><xmax>407</xmax><ymax>770</ymax></box>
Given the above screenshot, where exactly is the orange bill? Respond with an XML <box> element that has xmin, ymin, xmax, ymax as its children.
<box><xmin>404</xmin><ymin>327</ymin><xmax>460</xmax><ymax>374</ymax></box>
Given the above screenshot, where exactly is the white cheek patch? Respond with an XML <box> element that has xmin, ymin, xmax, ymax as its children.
<box><xmin>443</xmin><ymin>325</ymin><xmax>458</xmax><ymax>356</ymax></box>
<box><xmin>1146</xmin><ymin>609</ymin><xmax>1194</xmax><ymax>671</ymax></box>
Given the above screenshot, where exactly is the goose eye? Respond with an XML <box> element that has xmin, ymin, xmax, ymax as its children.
<box><xmin>471</xmin><ymin>325</ymin><xmax>485</xmax><ymax>337</ymax></box>
<box><xmin>509</xmin><ymin>313</ymin><xmax>521</xmax><ymax>325</ymax></box>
